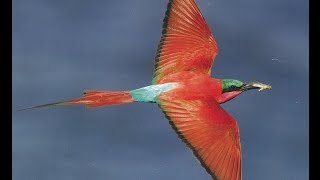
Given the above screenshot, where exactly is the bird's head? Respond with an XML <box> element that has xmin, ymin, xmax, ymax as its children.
<box><xmin>218</xmin><ymin>79</ymin><xmax>272</xmax><ymax>103</ymax></box>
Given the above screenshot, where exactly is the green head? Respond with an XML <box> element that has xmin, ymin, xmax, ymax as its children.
<box><xmin>221</xmin><ymin>79</ymin><xmax>244</xmax><ymax>93</ymax></box>
<box><xmin>221</xmin><ymin>79</ymin><xmax>272</xmax><ymax>93</ymax></box>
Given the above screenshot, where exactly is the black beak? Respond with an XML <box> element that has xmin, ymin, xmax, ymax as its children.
<box><xmin>240</xmin><ymin>82</ymin><xmax>272</xmax><ymax>91</ymax></box>
<box><xmin>240</xmin><ymin>83</ymin><xmax>259</xmax><ymax>91</ymax></box>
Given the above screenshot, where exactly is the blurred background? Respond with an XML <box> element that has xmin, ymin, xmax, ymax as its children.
<box><xmin>13</xmin><ymin>0</ymin><xmax>308</xmax><ymax>179</ymax></box>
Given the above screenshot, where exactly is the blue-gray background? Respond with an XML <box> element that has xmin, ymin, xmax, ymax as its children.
<box><xmin>13</xmin><ymin>0</ymin><xmax>309</xmax><ymax>179</ymax></box>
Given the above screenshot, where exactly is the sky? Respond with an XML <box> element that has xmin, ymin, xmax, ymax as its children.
<box><xmin>13</xmin><ymin>0</ymin><xmax>309</xmax><ymax>179</ymax></box>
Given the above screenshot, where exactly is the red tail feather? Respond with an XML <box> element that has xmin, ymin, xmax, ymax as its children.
<box><xmin>18</xmin><ymin>90</ymin><xmax>133</xmax><ymax>111</ymax></box>
<box><xmin>67</xmin><ymin>90</ymin><xmax>133</xmax><ymax>107</ymax></box>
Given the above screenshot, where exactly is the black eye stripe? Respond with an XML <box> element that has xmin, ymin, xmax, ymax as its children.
<box><xmin>230</xmin><ymin>85</ymin><xmax>238</xmax><ymax>91</ymax></box>
<box><xmin>223</xmin><ymin>85</ymin><xmax>241</xmax><ymax>93</ymax></box>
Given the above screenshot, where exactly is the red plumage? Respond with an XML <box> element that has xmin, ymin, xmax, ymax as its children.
<box><xmin>67</xmin><ymin>90</ymin><xmax>133</xmax><ymax>107</ymax></box>
<box><xmin>153</xmin><ymin>0</ymin><xmax>242</xmax><ymax>179</ymax></box>
<box><xmin>157</xmin><ymin>72</ymin><xmax>242</xmax><ymax>180</ymax></box>
<box><xmin>153</xmin><ymin>0</ymin><xmax>218</xmax><ymax>84</ymax></box>
<box><xmin>19</xmin><ymin>0</ymin><xmax>272</xmax><ymax>179</ymax></box>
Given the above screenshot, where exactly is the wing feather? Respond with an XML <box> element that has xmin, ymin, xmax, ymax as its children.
<box><xmin>157</xmin><ymin>97</ymin><xmax>242</xmax><ymax>180</ymax></box>
<box><xmin>153</xmin><ymin>0</ymin><xmax>218</xmax><ymax>84</ymax></box>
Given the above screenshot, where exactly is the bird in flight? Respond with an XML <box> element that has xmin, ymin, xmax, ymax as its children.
<box><xmin>20</xmin><ymin>0</ymin><xmax>272</xmax><ymax>179</ymax></box>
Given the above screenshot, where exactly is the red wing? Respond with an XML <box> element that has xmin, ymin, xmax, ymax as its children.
<box><xmin>153</xmin><ymin>0</ymin><xmax>218</xmax><ymax>84</ymax></box>
<box><xmin>157</xmin><ymin>97</ymin><xmax>242</xmax><ymax>180</ymax></box>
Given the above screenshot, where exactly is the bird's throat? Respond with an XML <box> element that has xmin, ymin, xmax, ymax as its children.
<box><xmin>217</xmin><ymin>91</ymin><xmax>242</xmax><ymax>104</ymax></box>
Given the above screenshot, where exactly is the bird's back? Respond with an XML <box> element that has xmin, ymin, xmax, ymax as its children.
<box><xmin>156</xmin><ymin>71</ymin><xmax>222</xmax><ymax>102</ymax></box>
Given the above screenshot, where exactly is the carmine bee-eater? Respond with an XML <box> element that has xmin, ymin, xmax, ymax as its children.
<box><xmin>20</xmin><ymin>0</ymin><xmax>272</xmax><ymax>179</ymax></box>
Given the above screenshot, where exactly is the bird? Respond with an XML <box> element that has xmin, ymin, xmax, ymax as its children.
<box><xmin>19</xmin><ymin>0</ymin><xmax>272</xmax><ymax>179</ymax></box>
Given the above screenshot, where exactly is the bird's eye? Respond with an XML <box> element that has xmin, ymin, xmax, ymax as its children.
<box><xmin>230</xmin><ymin>85</ymin><xmax>237</xmax><ymax>90</ymax></box>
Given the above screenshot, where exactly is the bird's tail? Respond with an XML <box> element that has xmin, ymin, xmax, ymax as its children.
<box><xmin>18</xmin><ymin>90</ymin><xmax>134</xmax><ymax>111</ymax></box>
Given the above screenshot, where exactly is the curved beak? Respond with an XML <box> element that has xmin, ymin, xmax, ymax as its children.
<box><xmin>240</xmin><ymin>82</ymin><xmax>272</xmax><ymax>91</ymax></box>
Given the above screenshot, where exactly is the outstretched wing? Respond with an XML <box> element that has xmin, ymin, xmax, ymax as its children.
<box><xmin>153</xmin><ymin>0</ymin><xmax>218</xmax><ymax>84</ymax></box>
<box><xmin>157</xmin><ymin>96</ymin><xmax>242</xmax><ymax>180</ymax></box>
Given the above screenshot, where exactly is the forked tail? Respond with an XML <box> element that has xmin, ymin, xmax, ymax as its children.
<box><xmin>18</xmin><ymin>90</ymin><xmax>134</xmax><ymax>111</ymax></box>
